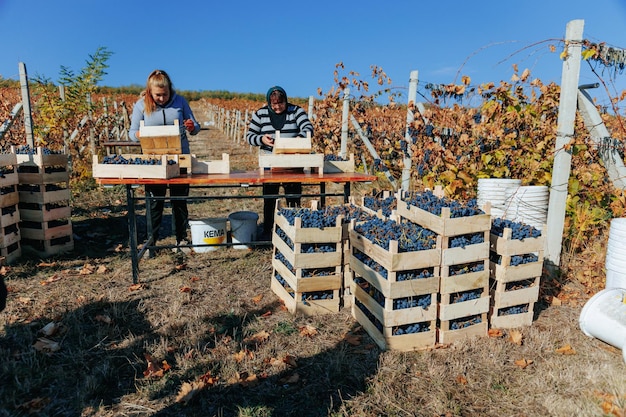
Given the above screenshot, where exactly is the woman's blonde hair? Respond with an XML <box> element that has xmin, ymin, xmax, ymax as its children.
<box><xmin>142</xmin><ymin>69</ymin><xmax>174</xmax><ymax>114</ymax></box>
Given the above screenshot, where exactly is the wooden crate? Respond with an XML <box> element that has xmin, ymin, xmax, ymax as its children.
<box><xmin>1</xmin><ymin>241</ymin><xmax>21</xmax><ymax>264</ymax></box>
<box><xmin>438</xmin><ymin>314</ymin><xmax>489</xmax><ymax>344</ymax></box>
<box><xmin>274</xmin><ymin>205</ymin><xmax>343</xmax><ymax>244</ymax></box>
<box><xmin>352</xmin><ymin>276</ymin><xmax>438</xmax><ymax>326</ymax></box>
<box><xmin>191</xmin><ymin>153</ymin><xmax>230</xmax><ymax>174</ymax></box>
<box><xmin>490</xmin><ymin>303</ymin><xmax>534</xmax><ymax>328</ymax></box>
<box><xmin>258</xmin><ymin>151</ymin><xmax>324</xmax><ymax>176</ymax></box>
<box><xmin>0</xmin><ymin>222</ymin><xmax>20</xmax><ymax>247</ymax></box>
<box><xmin>13</xmin><ymin>147</ymin><xmax>70</xmax><ymax>184</ymax></box>
<box><xmin>0</xmin><ymin>186</ymin><xmax>19</xmax><ymax>208</ymax></box>
<box><xmin>352</xmin><ymin>296</ymin><xmax>437</xmax><ymax>351</ymax></box>
<box><xmin>489</xmin><ymin>228</ymin><xmax>545</xmax><ymax>282</ymax></box>
<box><xmin>18</xmin><ymin>184</ymin><xmax>71</xmax><ymax>205</ymax></box>
<box><xmin>271</xmin><ymin>270</ymin><xmax>340</xmax><ymax>316</ymax></box>
<box><xmin>273</xmin><ymin>233</ymin><xmax>342</xmax><ymax>269</ymax></box>
<box><xmin>272</xmin><ymin>257</ymin><xmax>342</xmax><ymax>293</ymax></box>
<box><xmin>18</xmin><ymin>202</ymin><xmax>71</xmax><ymax>223</ymax></box>
<box><xmin>0</xmin><ymin>205</ymin><xmax>20</xmax><ymax>227</ymax></box>
<box><xmin>324</xmin><ymin>153</ymin><xmax>355</xmax><ymax>173</ymax></box>
<box><xmin>139</xmin><ymin>120</ymin><xmax>182</xmax><ymax>154</ymax></box>
<box><xmin>349</xmin><ymin>249</ymin><xmax>440</xmax><ymax>300</ymax></box>
<box><xmin>92</xmin><ymin>154</ymin><xmax>180</xmax><ymax>179</ymax></box>
<box><xmin>0</xmin><ymin>153</ymin><xmax>18</xmax><ymax>188</ymax></box>
<box><xmin>273</xmin><ymin>131</ymin><xmax>312</xmax><ymax>154</ymax></box>
<box><xmin>395</xmin><ymin>191</ymin><xmax>491</xmax><ymax>236</ymax></box>
<box><xmin>439</xmin><ymin>258</ymin><xmax>490</xmax><ymax>343</ymax></box>
<box><xmin>348</xmin><ymin>224</ymin><xmax>441</xmax><ymax>273</ymax></box>
<box><xmin>20</xmin><ymin>219</ymin><xmax>72</xmax><ymax>241</ymax></box>
<box><xmin>22</xmin><ymin>234</ymin><xmax>74</xmax><ymax>257</ymax></box>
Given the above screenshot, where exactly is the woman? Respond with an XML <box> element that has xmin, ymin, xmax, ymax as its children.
<box><xmin>246</xmin><ymin>86</ymin><xmax>314</xmax><ymax>239</ymax></box>
<box><xmin>129</xmin><ymin>69</ymin><xmax>200</xmax><ymax>249</ymax></box>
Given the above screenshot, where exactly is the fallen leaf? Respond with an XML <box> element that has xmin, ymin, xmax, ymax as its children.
<box><xmin>243</xmin><ymin>330</ymin><xmax>270</xmax><ymax>345</ymax></box>
<box><xmin>129</xmin><ymin>283</ymin><xmax>145</xmax><ymax>291</ymax></box>
<box><xmin>179</xmin><ymin>286</ymin><xmax>192</xmax><ymax>293</ymax></box>
<box><xmin>343</xmin><ymin>332</ymin><xmax>362</xmax><ymax>346</ymax></box>
<box><xmin>514</xmin><ymin>358</ymin><xmax>533</xmax><ymax>369</ymax></box>
<box><xmin>234</xmin><ymin>371</ymin><xmax>259</xmax><ymax>387</ymax></box>
<box><xmin>175</xmin><ymin>263</ymin><xmax>187</xmax><ymax>271</ymax></box>
<box><xmin>33</xmin><ymin>337</ymin><xmax>60</xmax><ymax>353</ymax></box>
<box><xmin>283</xmin><ymin>354</ymin><xmax>297</xmax><ymax>368</ymax></box>
<box><xmin>143</xmin><ymin>353</ymin><xmax>170</xmax><ymax>378</ymax></box>
<box><xmin>18</xmin><ymin>296</ymin><xmax>32</xmax><ymax>304</ymax></box>
<box><xmin>488</xmin><ymin>328</ymin><xmax>503</xmax><ymax>338</ymax></box>
<box><xmin>40</xmin><ymin>274</ymin><xmax>62</xmax><ymax>285</ymax></box>
<box><xmin>175</xmin><ymin>380</ymin><xmax>206</xmax><ymax>404</ymax></box>
<box><xmin>261</xmin><ymin>310</ymin><xmax>272</xmax><ymax>317</ymax></box>
<box><xmin>40</xmin><ymin>322</ymin><xmax>59</xmax><ymax>336</ymax></box>
<box><xmin>37</xmin><ymin>262</ymin><xmax>57</xmax><ymax>268</ymax></box>
<box><xmin>252</xmin><ymin>294</ymin><xmax>263</xmax><ymax>303</ymax></box>
<box><xmin>190</xmin><ymin>276</ymin><xmax>200</xmax><ymax>282</ymax></box>
<box><xmin>456</xmin><ymin>375</ymin><xmax>468</xmax><ymax>385</ymax></box>
<box><xmin>551</xmin><ymin>296</ymin><xmax>562</xmax><ymax>306</ymax></box>
<box><xmin>95</xmin><ymin>314</ymin><xmax>112</xmax><ymax>324</ymax></box>
<box><xmin>233</xmin><ymin>349</ymin><xmax>254</xmax><ymax>362</ymax></box>
<box><xmin>555</xmin><ymin>344</ymin><xmax>576</xmax><ymax>355</ymax></box>
<box><xmin>508</xmin><ymin>330</ymin><xmax>523</xmax><ymax>345</ymax></box>
<box><xmin>299</xmin><ymin>324</ymin><xmax>318</xmax><ymax>337</ymax></box>
<box><xmin>0</xmin><ymin>265</ymin><xmax>9</xmax><ymax>275</ymax></box>
<box><xmin>79</xmin><ymin>264</ymin><xmax>95</xmax><ymax>275</ymax></box>
<box><xmin>96</xmin><ymin>265</ymin><xmax>108</xmax><ymax>274</ymax></box>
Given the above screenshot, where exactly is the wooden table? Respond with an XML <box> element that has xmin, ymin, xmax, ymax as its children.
<box><xmin>96</xmin><ymin>170</ymin><xmax>376</xmax><ymax>282</ymax></box>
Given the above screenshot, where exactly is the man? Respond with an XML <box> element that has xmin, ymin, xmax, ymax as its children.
<box><xmin>246</xmin><ymin>86</ymin><xmax>314</xmax><ymax>239</ymax></box>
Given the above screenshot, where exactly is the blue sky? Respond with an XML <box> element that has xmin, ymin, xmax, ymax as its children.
<box><xmin>1</xmin><ymin>0</ymin><xmax>625</xmax><ymax>108</ymax></box>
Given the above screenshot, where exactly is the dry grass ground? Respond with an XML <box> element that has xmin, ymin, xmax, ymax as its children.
<box><xmin>0</xmin><ymin>103</ymin><xmax>624</xmax><ymax>417</ymax></box>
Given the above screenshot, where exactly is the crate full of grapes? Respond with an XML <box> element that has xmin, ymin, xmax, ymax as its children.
<box><xmin>271</xmin><ymin>269</ymin><xmax>340</xmax><ymax>316</ymax></box>
<box><xmin>352</xmin><ymin>290</ymin><xmax>437</xmax><ymax>352</ymax></box>
<box><xmin>395</xmin><ymin>190</ymin><xmax>491</xmax><ymax>237</ymax></box>
<box><xmin>438</xmin><ymin>258</ymin><xmax>490</xmax><ymax>344</ymax></box>
<box><xmin>357</xmin><ymin>190</ymin><xmax>397</xmax><ymax>220</ymax></box>
<box><xmin>323</xmin><ymin>153</ymin><xmax>355</xmax><ymax>173</ymax></box>
<box><xmin>489</xmin><ymin>219</ymin><xmax>545</xmax><ymax>282</ymax></box>
<box><xmin>348</xmin><ymin>218</ymin><xmax>441</xmax><ymax>274</ymax></box>
<box><xmin>0</xmin><ymin>153</ymin><xmax>18</xmax><ymax>188</ymax></box>
<box><xmin>13</xmin><ymin>146</ymin><xmax>69</xmax><ymax>184</ymax></box>
<box><xmin>270</xmin><ymin>202</ymin><xmax>344</xmax><ymax>315</ymax></box>
<box><xmin>92</xmin><ymin>154</ymin><xmax>180</xmax><ymax>179</ymax></box>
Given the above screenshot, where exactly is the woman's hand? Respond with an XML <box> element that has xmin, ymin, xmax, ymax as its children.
<box><xmin>184</xmin><ymin>119</ymin><xmax>195</xmax><ymax>132</ymax></box>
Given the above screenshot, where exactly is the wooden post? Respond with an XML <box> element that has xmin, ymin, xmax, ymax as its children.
<box><xmin>18</xmin><ymin>62</ymin><xmax>34</xmax><ymax>146</ymax></box>
<box><xmin>545</xmin><ymin>19</ymin><xmax>584</xmax><ymax>268</ymax></box>
<box><xmin>308</xmin><ymin>95</ymin><xmax>315</xmax><ymax>120</ymax></box>
<box><xmin>402</xmin><ymin>70</ymin><xmax>419</xmax><ymax>191</ymax></box>
<box><xmin>340</xmin><ymin>88</ymin><xmax>350</xmax><ymax>159</ymax></box>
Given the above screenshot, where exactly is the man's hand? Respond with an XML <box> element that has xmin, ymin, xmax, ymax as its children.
<box><xmin>261</xmin><ymin>134</ymin><xmax>274</xmax><ymax>147</ymax></box>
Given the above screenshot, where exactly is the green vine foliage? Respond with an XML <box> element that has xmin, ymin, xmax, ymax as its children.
<box><xmin>311</xmin><ymin>63</ymin><xmax>626</xmax><ymax>258</ymax></box>
<box><xmin>29</xmin><ymin>46</ymin><xmax>114</xmax><ymax>178</ymax></box>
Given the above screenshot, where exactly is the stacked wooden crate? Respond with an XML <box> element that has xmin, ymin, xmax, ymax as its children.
<box><xmin>270</xmin><ymin>202</ymin><xmax>344</xmax><ymax>315</ymax></box>
<box><xmin>15</xmin><ymin>147</ymin><xmax>74</xmax><ymax>257</ymax></box>
<box><xmin>348</xmin><ymin>218</ymin><xmax>441</xmax><ymax>351</ymax></box>
<box><xmin>489</xmin><ymin>224</ymin><xmax>544</xmax><ymax>328</ymax></box>
<box><xmin>395</xmin><ymin>190</ymin><xmax>491</xmax><ymax>344</ymax></box>
<box><xmin>0</xmin><ymin>153</ymin><xmax>22</xmax><ymax>263</ymax></box>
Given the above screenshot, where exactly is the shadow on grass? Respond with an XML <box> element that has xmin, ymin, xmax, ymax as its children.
<box><xmin>1</xmin><ymin>295</ymin><xmax>381</xmax><ymax>417</ymax></box>
<box><xmin>0</xmin><ymin>299</ymin><xmax>154</xmax><ymax>416</ymax></box>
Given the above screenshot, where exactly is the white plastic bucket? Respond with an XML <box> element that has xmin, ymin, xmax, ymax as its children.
<box><xmin>505</xmin><ymin>186</ymin><xmax>549</xmax><ymax>230</ymax></box>
<box><xmin>606</xmin><ymin>270</ymin><xmax>626</xmax><ymax>290</ymax></box>
<box><xmin>605</xmin><ymin>218</ymin><xmax>626</xmax><ymax>289</ymax></box>
<box><xmin>189</xmin><ymin>218</ymin><xmax>227</xmax><ymax>252</ymax></box>
<box><xmin>477</xmin><ymin>178</ymin><xmax>521</xmax><ymax>219</ymax></box>
<box><xmin>579</xmin><ymin>288</ymin><xmax>626</xmax><ymax>363</ymax></box>
<box><xmin>228</xmin><ymin>211</ymin><xmax>259</xmax><ymax>250</ymax></box>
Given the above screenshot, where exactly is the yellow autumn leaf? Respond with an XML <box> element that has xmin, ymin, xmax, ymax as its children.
<box><xmin>175</xmin><ymin>380</ymin><xmax>206</xmax><ymax>404</ymax></box>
